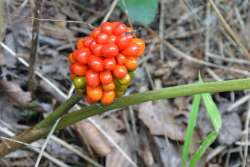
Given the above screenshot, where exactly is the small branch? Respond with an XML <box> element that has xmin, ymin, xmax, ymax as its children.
<box><xmin>28</xmin><ymin>0</ymin><xmax>43</xmax><ymax>95</ymax></box>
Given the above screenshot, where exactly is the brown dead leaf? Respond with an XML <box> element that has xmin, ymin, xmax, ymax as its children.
<box><xmin>105</xmin><ymin>137</ymin><xmax>132</xmax><ymax>167</ymax></box>
<box><xmin>138</xmin><ymin>101</ymin><xmax>185</xmax><ymax>141</ymax></box>
<box><xmin>0</xmin><ymin>80</ymin><xmax>31</xmax><ymax>107</ymax></box>
<box><xmin>75</xmin><ymin>120</ymin><xmax>112</xmax><ymax>157</ymax></box>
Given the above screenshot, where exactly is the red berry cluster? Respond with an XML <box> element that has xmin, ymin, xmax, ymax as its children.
<box><xmin>68</xmin><ymin>22</ymin><xmax>145</xmax><ymax>105</ymax></box>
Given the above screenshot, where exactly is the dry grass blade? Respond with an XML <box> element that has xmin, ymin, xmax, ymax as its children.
<box><xmin>28</xmin><ymin>0</ymin><xmax>43</xmax><ymax>94</ymax></box>
<box><xmin>209</xmin><ymin>0</ymin><xmax>250</xmax><ymax>60</ymax></box>
<box><xmin>242</xmin><ymin>101</ymin><xmax>250</xmax><ymax>167</ymax></box>
<box><xmin>102</xmin><ymin>0</ymin><xmax>120</xmax><ymax>23</ymax></box>
<box><xmin>34</xmin><ymin>118</ymin><xmax>61</xmax><ymax>167</ymax></box>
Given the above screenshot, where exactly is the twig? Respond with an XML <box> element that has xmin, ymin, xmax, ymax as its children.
<box><xmin>102</xmin><ymin>0</ymin><xmax>119</xmax><ymax>23</ymax></box>
<box><xmin>28</xmin><ymin>0</ymin><xmax>43</xmax><ymax>95</ymax></box>
<box><xmin>242</xmin><ymin>100</ymin><xmax>250</xmax><ymax>167</ymax></box>
<box><xmin>51</xmin><ymin>136</ymin><xmax>103</xmax><ymax>167</ymax></box>
<box><xmin>227</xmin><ymin>94</ymin><xmax>250</xmax><ymax>112</ymax></box>
<box><xmin>35</xmin><ymin>118</ymin><xmax>61</xmax><ymax>167</ymax></box>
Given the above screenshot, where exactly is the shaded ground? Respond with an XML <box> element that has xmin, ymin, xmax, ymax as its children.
<box><xmin>0</xmin><ymin>0</ymin><xmax>250</xmax><ymax>166</ymax></box>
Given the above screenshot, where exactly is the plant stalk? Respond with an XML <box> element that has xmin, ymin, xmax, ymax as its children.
<box><xmin>1</xmin><ymin>77</ymin><xmax>250</xmax><ymax>156</ymax></box>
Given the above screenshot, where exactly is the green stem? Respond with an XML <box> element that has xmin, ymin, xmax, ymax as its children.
<box><xmin>57</xmin><ymin>77</ymin><xmax>250</xmax><ymax>130</ymax></box>
<box><xmin>1</xmin><ymin>77</ymin><xmax>250</xmax><ymax>156</ymax></box>
<box><xmin>35</xmin><ymin>94</ymin><xmax>82</xmax><ymax>129</ymax></box>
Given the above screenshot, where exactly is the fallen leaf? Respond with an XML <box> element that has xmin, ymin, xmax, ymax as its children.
<box><xmin>218</xmin><ymin>113</ymin><xmax>242</xmax><ymax>145</ymax></box>
<box><xmin>0</xmin><ymin>80</ymin><xmax>31</xmax><ymax>107</ymax></box>
<box><xmin>138</xmin><ymin>101</ymin><xmax>185</xmax><ymax>141</ymax></box>
<box><xmin>75</xmin><ymin>120</ymin><xmax>112</xmax><ymax>157</ymax></box>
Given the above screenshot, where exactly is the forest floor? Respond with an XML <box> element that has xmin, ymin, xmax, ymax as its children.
<box><xmin>0</xmin><ymin>0</ymin><xmax>250</xmax><ymax>167</ymax></box>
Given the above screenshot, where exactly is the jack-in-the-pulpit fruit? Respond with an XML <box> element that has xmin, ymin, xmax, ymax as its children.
<box><xmin>69</xmin><ymin>22</ymin><xmax>145</xmax><ymax>105</ymax></box>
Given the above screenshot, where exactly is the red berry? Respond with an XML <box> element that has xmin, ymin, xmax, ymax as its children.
<box><xmin>116</xmin><ymin>34</ymin><xmax>133</xmax><ymax>50</ymax></box>
<box><xmin>92</xmin><ymin>44</ymin><xmax>103</xmax><ymax>57</ymax></box>
<box><xmin>70</xmin><ymin>63</ymin><xmax>88</xmax><ymax>76</ymax></box>
<box><xmin>100</xmin><ymin>71</ymin><xmax>113</xmax><ymax>85</ymax></box>
<box><xmin>107</xmin><ymin>35</ymin><xmax>117</xmax><ymax>43</ymax></box>
<box><xmin>125</xmin><ymin>57</ymin><xmax>137</xmax><ymax>71</ymax></box>
<box><xmin>76</xmin><ymin>37</ymin><xmax>93</xmax><ymax>49</ymax></box>
<box><xmin>96</xmin><ymin>33</ymin><xmax>109</xmax><ymax>44</ymax></box>
<box><xmin>103</xmin><ymin>58</ymin><xmax>116</xmax><ymax>70</ymax></box>
<box><xmin>116</xmin><ymin>54</ymin><xmax>127</xmax><ymax>65</ymax></box>
<box><xmin>91</xmin><ymin>28</ymin><xmax>101</xmax><ymax>39</ymax></box>
<box><xmin>101</xmin><ymin>43</ymin><xmax>119</xmax><ymax>57</ymax></box>
<box><xmin>113</xmin><ymin>23</ymin><xmax>127</xmax><ymax>36</ymax></box>
<box><xmin>88</xmin><ymin>55</ymin><xmax>104</xmax><ymax>72</ymax></box>
<box><xmin>73</xmin><ymin>48</ymin><xmax>90</xmax><ymax>64</ymax></box>
<box><xmin>86</xmin><ymin>70</ymin><xmax>100</xmax><ymax>87</ymax></box>
<box><xmin>101</xmin><ymin>22</ymin><xmax>114</xmax><ymax>35</ymax></box>
<box><xmin>113</xmin><ymin>65</ymin><xmax>128</xmax><ymax>79</ymax></box>
<box><xmin>101</xmin><ymin>90</ymin><xmax>115</xmax><ymax>105</ymax></box>
<box><xmin>90</xmin><ymin>41</ymin><xmax>97</xmax><ymax>51</ymax></box>
<box><xmin>87</xmin><ymin>86</ymin><xmax>103</xmax><ymax>101</ymax></box>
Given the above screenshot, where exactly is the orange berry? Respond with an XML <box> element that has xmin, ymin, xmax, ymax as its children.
<box><xmin>101</xmin><ymin>90</ymin><xmax>115</xmax><ymax>105</ymax></box>
<box><xmin>125</xmin><ymin>57</ymin><xmax>137</xmax><ymax>71</ymax></box>
<box><xmin>85</xmin><ymin>96</ymin><xmax>97</xmax><ymax>104</ymax></box>
<box><xmin>132</xmin><ymin>38</ymin><xmax>145</xmax><ymax>56</ymax></box>
<box><xmin>102</xmin><ymin>82</ymin><xmax>115</xmax><ymax>91</ymax></box>
<box><xmin>68</xmin><ymin>53</ymin><xmax>75</xmax><ymax>64</ymax></box>
<box><xmin>87</xmin><ymin>86</ymin><xmax>103</xmax><ymax>102</ymax></box>
<box><xmin>122</xmin><ymin>38</ymin><xmax>145</xmax><ymax>57</ymax></box>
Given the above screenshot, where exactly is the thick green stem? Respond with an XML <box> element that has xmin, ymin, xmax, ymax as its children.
<box><xmin>56</xmin><ymin>77</ymin><xmax>250</xmax><ymax>129</ymax></box>
<box><xmin>1</xmin><ymin>77</ymin><xmax>250</xmax><ymax>157</ymax></box>
<box><xmin>35</xmin><ymin>94</ymin><xmax>82</xmax><ymax>129</ymax></box>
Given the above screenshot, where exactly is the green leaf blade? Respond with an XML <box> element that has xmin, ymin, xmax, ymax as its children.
<box><xmin>119</xmin><ymin>0</ymin><xmax>158</xmax><ymax>25</ymax></box>
<box><xmin>190</xmin><ymin>132</ymin><xmax>217</xmax><ymax>167</ymax></box>
<box><xmin>202</xmin><ymin>93</ymin><xmax>222</xmax><ymax>132</ymax></box>
<box><xmin>181</xmin><ymin>94</ymin><xmax>201</xmax><ymax>167</ymax></box>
